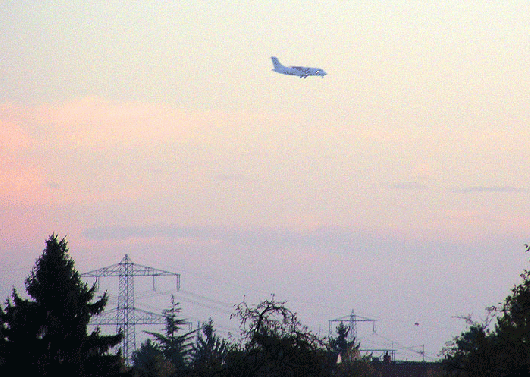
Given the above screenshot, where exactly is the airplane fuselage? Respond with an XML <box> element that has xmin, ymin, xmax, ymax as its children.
<box><xmin>271</xmin><ymin>56</ymin><xmax>327</xmax><ymax>78</ymax></box>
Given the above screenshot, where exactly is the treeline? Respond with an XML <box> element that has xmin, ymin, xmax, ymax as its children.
<box><xmin>0</xmin><ymin>235</ymin><xmax>371</xmax><ymax>377</ymax></box>
<box><xmin>9</xmin><ymin>235</ymin><xmax>530</xmax><ymax>376</ymax></box>
<box><xmin>132</xmin><ymin>297</ymin><xmax>372</xmax><ymax>377</ymax></box>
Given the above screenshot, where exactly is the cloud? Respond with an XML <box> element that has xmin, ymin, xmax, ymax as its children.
<box><xmin>389</xmin><ymin>181</ymin><xmax>430</xmax><ymax>191</ymax></box>
<box><xmin>453</xmin><ymin>186</ymin><xmax>527</xmax><ymax>194</ymax></box>
<box><xmin>0</xmin><ymin>103</ymin><xmax>33</xmax><ymax>152</ymax></box>
<box><xmin>0</xmin><ymin>103</ymin><xmax>50</xmax><ymax>205</ymax></box>
<box><xmin>0</xmin><ymin>97</ymin><xmax>268</xmax><ymax>206</ymax></box>
<box><xmin>82</xmin><ymin>224</ymin><xmax>378</xmax><ymax>255</ymax></box>
<box><xmin>31</xmin><ymin>96</ymin><xmax>204</xmax><ymax>147</ymax></box>
<box><xmin>213</xmin><ymin>173</ymin><xmax>246</xmax><ymax>182</ymax></box>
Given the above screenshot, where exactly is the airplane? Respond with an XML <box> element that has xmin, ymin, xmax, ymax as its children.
<box><xmin>271</xmin><ymin>56</ymin><xmax>327</xmax><ymax>78</ymax></box>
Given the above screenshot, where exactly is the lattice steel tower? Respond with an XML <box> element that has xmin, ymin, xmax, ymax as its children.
<box><xmin>329</xmin><ymin>309</ymin><xmax>376</xmax><ymax>341</ymax></box>
<box><xmin>81</xmin><ymin>254</ymin><xmax>181</xmax><ymax>365</ymax></box>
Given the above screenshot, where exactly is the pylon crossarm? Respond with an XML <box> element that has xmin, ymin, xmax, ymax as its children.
<box><xmin>81</xmin><ymin>265</ymin><xmax>179</xmax><ymax>277</ymax></box>
<box><xmin>81</xmin><ymin>256</ymin><xmax>180</xmax><ymax>290</ymax></box>
<box><xmin>89</xmin><ymin>308</ymin><xmax>167</xmax><ymax>324</ymax></box>
<box><xmin>81</xmin><ymin>264</ymin><xmax>123</xmax><ymax>277</ymax></box>
<box><xmin>133</xmin><ymin>308</ymin><xmax>166</xmax><ymax>325</ymax></box>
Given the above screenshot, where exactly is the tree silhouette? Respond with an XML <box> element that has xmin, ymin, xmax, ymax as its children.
<box><xmin>329</xmin><ymin>322</ymin><xmax>372</xmax><ymax>377</ymax></box>
<box><xmin>144</xmin><ymin>296</ymin><xmax>194</xmax><ymax>376</ymax></box>
<box><xmin>329</xmin><ymin>322</ymin><xmax>358</xmax><ymax>361</ymax></box>
<box><xmin>0</xmin><ymin>235</ymin><xmax>123</xmax><ymax>376</ymax></box>
<box><xmin>189</xmin><ymin>318</ymin><xmax>228</xmax><ymax>376</ymax></box>
<box><xmin>228</xmin><ymin>298</ymin><xmax>328</xmax><ymax>377</ymax></box>
<box><xmin>443</xmin><ymin>245</ymin><xmax>530</xmax><ymax>376</ymax></box>
<box><xmin>131</xmin><ymin>339</ymin><xmax>174</xmax><ymax>377</ymax></box>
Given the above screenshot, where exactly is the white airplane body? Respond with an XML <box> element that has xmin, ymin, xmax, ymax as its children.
<box><xmin>271</xmin><ymin>56</ymin><xmax>327</xmax><ymax>78</ymax></box>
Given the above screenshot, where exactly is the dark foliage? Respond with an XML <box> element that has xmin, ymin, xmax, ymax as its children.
<box><xmin>189</xmin><ymin>318</ymin><xmax>228</xmax><ymax>376</ymax></box>
<box><xmin>0</xmin><ymin>234</ymin><xmax>123</xmax><ymax>376</ymax></box>
<box><xmin>140</xmin><ymin>296</ymin><xmax>194</xmax><ymax>376</ymax></box>
<box><xmin>443</xmin><ymin>245</ymin><xmax>530</xmax><ymax>376</ymax></box>
<box><xmin>132</xmin><ymin>339</ymin><xmax>174</xmax><ymax>377</ymax></box>
<box><xmin>442</xmin><ymin>321</ymin><xmax>497</xmax><ymax>376</ymax></box>
<box><xmin>329</xmin><ymin>322</ymin><xmax>360</xmax><ymax>361</ymax></box>
<box><xmin>328</xmin><ymin>322</ymin><xmax>373</xmax><ymax>377</ymax></box>
<box><xmin>226</xmin><ymin>298</ymin><xmax>331</xmax><ymax>377</ymax></box>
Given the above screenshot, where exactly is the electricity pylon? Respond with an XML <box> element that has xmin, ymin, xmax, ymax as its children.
<box><xmin>329</xmin><ymin>309</ymin><xmax>376</xmax><ymax>341</ymax></box>
<box><xmin>81</xmin><ymin>254</ymin><xmax>181</xmax><ymax>365</ymax></box>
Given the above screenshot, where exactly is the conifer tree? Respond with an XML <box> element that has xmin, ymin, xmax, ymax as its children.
<box><xmin>329</xmin><ymin>322</ymin><xmax>355</xmax><ymax>359</ymax></box>
<box><xmin>190</xmin><ymin>318</ymin><xmax>228</xmax><ymax>376</ymax></box>
<box><xmin>132</xmin><ymin>339</ymin><xmax>174</xmax><ymax>377</ymax></box>
<box><xmin>144</xmin><ymin>296</ymin><xmax>194</xmax><ymax>376</ymax></box>
<box><xmin>0</xmin><ymin>235</ymin><xmax>123</xmax><ymax>376</ymax></box>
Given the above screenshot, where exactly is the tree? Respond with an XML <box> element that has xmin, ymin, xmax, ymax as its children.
<box><xmin>442</xmin><ymin>318</ymin><xmax>497</xmax><ymax>376</ymax></box>
<box><xmin>131</xmin><ymin>339</ymin><xmax>174</xmax><ymax>377</ymax></box>
<box><xmin>227</xmin><ymin>298</ymin><xmax>329</xmax><ymax>377</ymax></box>
<box><xmin>328</xmin><ymin>322</ymin><xmax>372</xmax><ymax>377</ymax></box>
<box><xmin>0</xmin><ymin>235</ymin><xmax>123</xmax><ymax>376</ymax></box>
<box><xmin>0</xmin><ymin>305</ymin><xmax>6</xmax><ymax>367</ymax></box>
<box><xmin>329</xmin><ymin>322</ymin><xmax>359</xmax><ymax>361</ymax></box>
<box><xmin>144</xmin><ymin>296</ymin><xmax>194</xmax><ymax>376</ymax></box>
<box><xmin>493</xmin><ymin>264</ymin><xmax>530</xmax><ymax>376</ymax></box>
<box><xmin>0</xmin><ymin>288</ymin><xmax>44</xmax><ymax>374</ymax></box>
<box><xmin>443</xmin><ymin>245</ymin><xmax>530</xmax><ymax>376</ymax></box>
<box><xmin>189</xmin><ymin>318</ymin><xmax>228</xmax><ymax>376</ymax></box>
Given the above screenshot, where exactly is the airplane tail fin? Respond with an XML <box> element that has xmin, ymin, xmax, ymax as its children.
<box><xmin>271</xmin><ymin>56</ymin><xmax>284</xmax><ymax>70</ymax></box>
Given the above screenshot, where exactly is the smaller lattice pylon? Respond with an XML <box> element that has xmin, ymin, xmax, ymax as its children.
<box><xmin>81</xmin><ymin>254</ymin><xmax>181</xmax><ymax>365</ymax></box>
<box><xmin>329</xmin><ymin>309</ymin><xmax>376</xmax><ymax>342</ymax></box>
